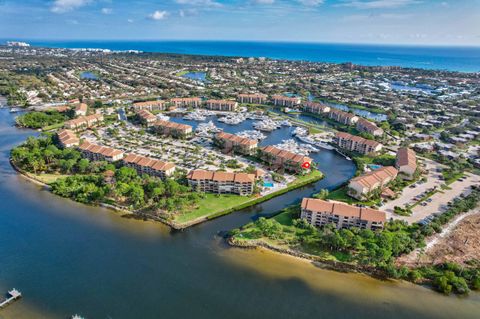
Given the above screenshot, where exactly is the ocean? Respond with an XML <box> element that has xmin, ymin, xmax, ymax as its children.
<box><xmin>23</xmin><ymin>40</ymin><xmax>480</xmax><ymax>73</ymax></box>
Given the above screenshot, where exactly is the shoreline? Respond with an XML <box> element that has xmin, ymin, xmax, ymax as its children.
<box><xmin>9</xmin><ymin>158</ymin><xmax>324</xmax><ymax>230</ymax></box>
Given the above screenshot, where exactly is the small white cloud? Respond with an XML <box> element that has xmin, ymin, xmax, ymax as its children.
<box><xmin>336</xmin><ymin>0</ymin><xmax>420</xmax><ymax>9</ymax></box>
<box><xmin>253</xmin><ymin>0</ymin><xmax>275</xmax><ymax>4</ymax></box>
<box><xmin>51</xmin><ymin>0</ymin><xmax>92</xmax><ymax>13</ymax></box>
<box><xmin>175</xmin><ymin>0</ymin><xmax>223</xmax><ymax>8</ymax></box>
<box><xmin>127</xmin><ymin>18</ymin><xmax>134</xmax><ymax>23</ymax></box>
<box><xmin>148</xmin><ymin>10</ymin><xmax>168</xmax><ymax>20</ymax></box>
<box><xmin>297</xmin><ymin>0</ymin><xmax>324</xmax><ymax>5</ymax></box>
<box><xmin>101</xmin><ymin>7</ymin><xmax>112</xmax><ymax>14</ymax></box>
<box><xmin>179</xmin><ymin>9</ymin><xmax>198</xmax><ymax>17</ymax></box>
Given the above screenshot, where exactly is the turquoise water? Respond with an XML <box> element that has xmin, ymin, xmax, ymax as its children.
<box><xmin>79</xmin><ymin>71</ymin><xmax>98</xmax><ymax>80</ymax></box>
<box><xmin>264</xmin><ymin>182</ymin><xmax>274</xmax><ymax>187</ymax></box>
<box><xmin>24</xmin><ymin>40</ymin><xmax>480</xmax><ymax>72</ymax></box>
<box><xmin>369</xmin><ymin>164</ymin><xmax>383</xmax><ymax>170</ymax></box>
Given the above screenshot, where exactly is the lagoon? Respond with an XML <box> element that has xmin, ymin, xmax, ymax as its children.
<box><xmin>1</xmin><ymin>108</ymin><xmax>480</xmax><ymax>318</ymax></box>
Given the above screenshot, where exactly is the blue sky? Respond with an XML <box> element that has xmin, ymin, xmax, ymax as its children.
<box><xmin>1</xmin><ymin>0</ymin><xmax>479</xmax><ymax>45</ymax></box>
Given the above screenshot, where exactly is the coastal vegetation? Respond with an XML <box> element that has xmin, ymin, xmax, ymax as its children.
<box><xmin>16</xmin><ymin>110</ymin><xmax>71</xmax><ymax>130</ymax></box>
<box><xmin>230</xmin><ymin>188</ymin><xmax>480</xmax><ymax>295</ymax></box>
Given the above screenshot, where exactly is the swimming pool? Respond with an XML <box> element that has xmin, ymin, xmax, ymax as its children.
<box><xmin>263</xmin><ymin>182</ymin><xmax>274</xmax><ymax>187</ymax></box>
<box><xmin>368</xmin><ymin>164</ymin><xmax>382</xmax><ymax>170</ymax></box>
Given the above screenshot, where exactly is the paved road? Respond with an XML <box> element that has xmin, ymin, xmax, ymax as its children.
<box><xmin>387</xmin><ymin>172</ymin><xmax>480</xmax><ymax>224</ymax></box>
<box><xmin>381</xmin><ymin>158</ymin><xmax>444</xmax><ymax>213</ymax></box>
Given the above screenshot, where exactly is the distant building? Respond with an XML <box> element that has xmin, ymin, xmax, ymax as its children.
<box><xmin>395</xmin><ymin>148</ymin><xmax>417</xmax><ymax>180</ymax></box>
<box><xmin>132</xmin><ymin>100</ymin><xmax>166</xmax><ymax>112</ymax></box>
<box><xmin>302</xmin><ymin>101</ymin><xmax>331</xmax><ymax>114</ymax></box>
<box><xmin>237</xmin><ymin>93</ymin><xmax>268</xmax><ymax>104</ymax></box>
<box><xmin>123</xmin><ymin>154</ymin><xmax>175</xmax><ymax>179</ymax></box>
<box><xmin>74</xmin><ymin>103</ymin><xmax>88</xmax><ymax>116</ymax></box>
<box><xmin>170</xmin><ymin>97</ymin><xmax>202</xmax><ymax>108</ymax></box>
<box><xmin>79</xmin><ymin>141</ymin><xmax>124</xmax><ymax>162</ymax></box>
<box><xmin>301</xmin><ymin>198</ymin><xmax>386</xmax><ymax>230</ymax></box>
<box><xmin>152</xmin><ymin>120</ymin><xmax>193</xmax><ymax>139</ymax></box>
<box><xmin>356</xmin><ymin>118</ymin><xmax>384</xmax><ymax>136</ymax></box>
<box><xmin>258</xmin><ymin>145</ymin><xmax>312</xmax><ymax>173</ymax></box>
<box><xmin>136</xmin><ymin>109</ymin><xmax>157</xmax><ymax>125</ymax></box>
<box><xmin>214</xmin><ymin>132</ymin><xmax>258</xmax><ymax>155</ymax></box>
<box><xmin>57</xmin><ymin>129</ymin><xmax>79</xmax><ymax>148</ymax></box>
<box><xmin>348</xmin><ymin>166</ymin><xmax>398</xmax><ymax>200</ymax></box>
<box><xmin>328</xmin><ymin>109</ymin><xmax>359</xmax><ymax>125</ymax></box>
<box><xmin>271</xmin><ymin>95</ymin><xmax>301</xmax><ymax>107</ymax></box>
<box><xmin>64</xmin><ymin>114</ymin><xmax>104</xmax><ymax>132</ymax></box>
<box><xmin>333</xmin><ymin>132</ymin><xmax>383</xmax><ymax>155</ymax></box>
<box><xmin>205</xmin><ymin>100</ymin><xmax>238</xmax><ymax>111</ymax></box>
<box><xmin>187</xmin><ymin>170</ymin><xmax>255</xmax><ymax>196</ymax></box>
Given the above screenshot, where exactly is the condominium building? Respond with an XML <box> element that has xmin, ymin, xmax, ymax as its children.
<box><xmin>187</xmin><ymin>170</ymin><xmax>255</xmax><ymax>196</ymax></box>
<box><xmin>271</xmin><ymin>95</ymin><xmax>301</xmax><ymax>107</ymax></box>
<box><xmin>328</xmin><ymin>109</ymin><xmax>359</xmax><ymax>125</ymax></box>
<box><xmin>348</xmin><ymin>166</ymin><xmax>398</xmax><ymax>200</ymax></box>
<box><xmin>356</xmin><ymin>118</ymin><xmax>384</xmax><ymax>136</ymax></box>
<box><xmin>301</xmin><ymin>198</ymin><xmax>386</xmax><ymax>230</ymax></box>
<box><xmin>170</xmin><ymin>97</ymin><xmax>202</xmax><ymax>108</ymax></box>
<box><xmin>57</xmin><ymin>129</ymin><xmax>79</xmax><ymax>148</ymax></box>
<box><xmin>64</xmin><ymin>114</ymin><xmax>104</xmax><ymax>132</ymax></box>
<box><xmin>396</xmin><ymin>148</ymin><xmax>417</xmax><ymax>180</ymax></box>
<box><xmin>205</xmin><ymin>99</ymin><xmax>238</xmax><ymax>111</ymax></box>
<box><xmin>214</xmin><ymin>132</ymin><xmax>258</xmax><ymax>155</ymax></box>
<box><xmin>123</xmin><ymin>153</ymin><xmax>175</xmax><ymax>179</ymax></box>
<box><xmin>258</xmin><ymin>145</ymin><xmax>312</xmax><ymax>173</ymax></box>
<box><xmin>78</xmin><ymin>141</ymin><xmax>124</xmax><ymax>162</ymax></box>
<box><xmin>333</xmin><ymin>132</ymin><xmax>383</xmax><ymax>155</ymax></box>
<box><xmin>152</xmin><ymin>120</ymin><xmax>193</xmax><ymax>139</ymax></box>
<box><xmin>237</xmin><ymin>93</ymin><xmax>268</xmax><ymax>104</ymax></box>
<box><xmin>302</xmin><ymin>101</ymin><xmax>331</xmax><ymax>114</ymax></box>
<box><xmin>74</xmin><ymin>103</ymin><xmax>88</xmax><ymax>116</ymax></box>
<box><xmin>136</xmin><ymin>109</ymin><xmax>157</xmax><ymax>125</ymax></box>
<box><xmin>132</xmin><ymin>100</ymin><xmax>167</xmax><ymax>112</ymax></box>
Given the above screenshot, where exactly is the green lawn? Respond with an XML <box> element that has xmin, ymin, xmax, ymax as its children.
<box><xmin>42</xmin><ymin>122</ymin><xmax>65</xmax><ymax>131</ymax></box>
<box><xmin>174</xmin><ymin>170</ymin><xmax>324</xmax><ymax>226</ymax></box>
<box><xmin>327</xmin><ymin>186</ymin><xmax>379</xmax><ymax>206</ymax></box>
<box><xmin>174</xmin><ymin>193</ymin><xmax>253</xmax><ymax>223</ymax></box>
<box><xmin>31</xmin><ymin>173</ymin><xmax>70</xmax><ymax>184</ymax></box>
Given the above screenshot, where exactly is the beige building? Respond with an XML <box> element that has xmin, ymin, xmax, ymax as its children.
<box><xmin>123</xmin><ymin>154</ymin><xmax>175</xmax><ymax>179</ymax></box>
<box><xmin>79</xmin><ymin>141</ymin><xmax>124</xmax><ymax>162</ymax></box>
<box><xmin>170</xmin><ymin>97</ymin><xmax>202</xmax><ymax>108</ymax></box>
<box><xmin>258</xmin><ymin>146</ymin><xmax>312</xmax><ymax>173</ymax></box>
<box><xmin>301</xmin><ymin>198</ymin><xmax>386</xmax><ymax>230</ymax></box>
<box><xmin>333</xmin><ymin>132</ymin><xmax>383</xmax><ymax>155</ymax></box>
<box><xmin>187</xmin><ymin>170</ymin><xmax>255</xmax><ymax>196</ymax></box>
<box><xmin>237</xmin><ymin>93</ymin><xmax>268</xmax><ymax>104</ymax></box>
<box><xmin>214</xmin><ymin>132</ymin><xmax>257</xmax><ymax>155</ymax></box>
<box><xmin>205</xmin><ymin>100</ymin><xmax>238</xmax><ymax>111</ymax></box>
<box><xmin>64</xmin><ymin>114</ymin><xmax>104</xmax><ymax>132</ymax></box>
<box><xmin>356</xmin><ymin>118</ymin><xmax>384</xmax><ymax>136</ymax></box>
<box><xmin>74</xmin><ymin>103</ymin><xmax>88</xmax><ymax>116</ymax></box>
<box><xmin>396</xmin><ymin>148</ymin><xmax>417</xmax><ymax>180</ymax></box>
<box><xmin>271</xmin><ymin>95</ymin><xmax>301</xmax><ymax>107</ymax></box>
<box><xmin>302</xmin><ymin>101</ymin><xmax>331</xmax><ymax>114</ymax></box>
<box><xmin>152</xmin><ymin>120</ymin><xmax>193</xmax><ymax>139</ymax></box>
<box><xmin>132</xmin><ymin>100</ymin><xmax>167</xmax><ymax>112</ymax></box>
<box><xmin>57</xmin><ymin>129</ymin><xmax>79</xmax><ymax>148</ymax></box>
<box><xmin>136</xmin><ymin>109</ymin><xmax>157</xmax><ymax>125</ymax></box>
<box><xmin>348</xmin><ymin>166</ymin><xmax>398</xmax><ymax>200</ymax></box>
<box><xmin>328</xmin><ymin>109</ymin><xmax>359</xmax><ymax>125</ymax></box>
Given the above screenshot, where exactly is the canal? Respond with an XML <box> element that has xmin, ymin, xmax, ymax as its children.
<box><xmin>0</xmin><ymin>108</ymin><xmax>479</xmax><ymax>318</ymax></box>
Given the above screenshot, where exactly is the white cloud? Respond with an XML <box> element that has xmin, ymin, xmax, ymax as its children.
<box><xmin>148</xmin><ymin>10</ymin><xmax>168</xmax><ymax>20</ymax></box>
<box><xmin>101</xmin><ymin>7</ymin><xmax>112</xmax><ymax>14</ymax></box>
<box><xmin>179</xmin><ymin>9</ymin><xmax>198</xmax><ymax>17</ymax></box>
<box><xmin>127</xmin><ymin>18</ymin><xmax>134</xmax><ymax>23</ymax></box>
<box><xmin>253</xmin><ymin>0</ymin><xmax>275</xmax><ymax>4</ymax></box>
<box><xmin>175</xmin><ymin>0</ymin><xmax>223</xmax><ymax>8</ymax></box>
<box><xmin>297</xmin><ymin>0</ymin><xmax>324</xmax><ymax>5</ymax></box>
<box><xmin>51</xmin><ymin>0</ymin><xmax>92</xmax><ymax>13</ymax></box>
<box><xmin>337</xmin><ymin>0</ymin><xmax>420</xmax><ymax>9</ymax></box>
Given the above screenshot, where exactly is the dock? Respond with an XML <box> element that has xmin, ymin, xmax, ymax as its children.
<box><xmin>0</xmin><ymin>288</ymin><xmax>22</xmax><ymax>308</ymax></box>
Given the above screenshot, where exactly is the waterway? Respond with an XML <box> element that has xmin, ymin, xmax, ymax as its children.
<box><xmin>1</xmin><ymin>108</ymin><xmax>480</xmax><ymax>318</ymax></box>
